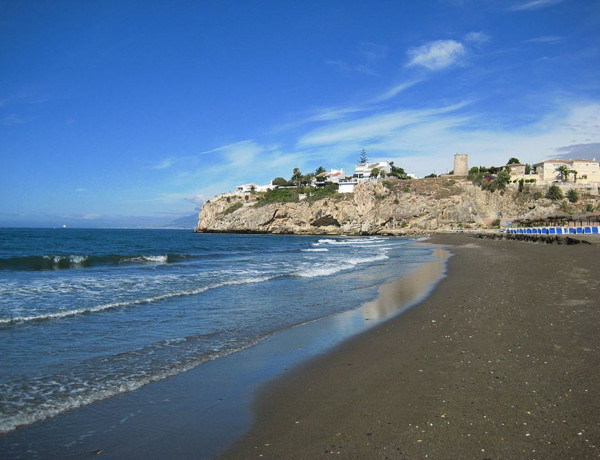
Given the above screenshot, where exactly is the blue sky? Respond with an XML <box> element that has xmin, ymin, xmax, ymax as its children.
<box><xmin>1</xmin><ymin>0</ymin><xmax>599</xmax><ymax>227</ymax></box>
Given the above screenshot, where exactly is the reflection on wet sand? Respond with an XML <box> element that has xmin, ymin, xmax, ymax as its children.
<box><xmin>360</xmin><ymin>248</ymin><xmax>450</xmax><ymax>321</ymax></box>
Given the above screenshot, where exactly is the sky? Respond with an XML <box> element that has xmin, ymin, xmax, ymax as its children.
<box><xmin>1</xmin><ymin>0</ymin><xmax>599</xmax><ymax>228</ymax></box>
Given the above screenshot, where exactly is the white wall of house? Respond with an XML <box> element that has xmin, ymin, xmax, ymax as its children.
<box><xmin>235</xmin><ymin>183</ymin><xmax>273</xmax><ymax>194</ymax></box>
<box><xmin>533</xmin><ymin>159</ymin><xmax>600</xmax><ymax>184</ymax></box>
<box><xmin>353</xmin><ymin>161</ymin><xmax>392</xmax><ymax>180</ymax></box>
<box><xmin>338</xmin><ymin>181</ymin><xmax>356</xmax><ymax>193</ymax></box>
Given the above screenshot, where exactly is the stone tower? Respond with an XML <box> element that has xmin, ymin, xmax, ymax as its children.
<box><xmin>454</xmin><ymin>153</ymin><xmax>469</xmax><ymax>176</ymax></box>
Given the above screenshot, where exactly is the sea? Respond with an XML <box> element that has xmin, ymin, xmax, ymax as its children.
<box><xmin>0</xmin><ymin>228</ymin><xmax>441</xmax><ymax>437</ymax></box>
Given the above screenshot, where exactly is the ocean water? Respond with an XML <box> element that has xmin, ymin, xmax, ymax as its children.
<box><xmin>0</xmin><ymin>228</ymin><xmax>438</xmax><ymax>435</ymax></box>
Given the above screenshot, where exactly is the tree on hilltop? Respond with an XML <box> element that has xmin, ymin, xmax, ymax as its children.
<box><xmin>496</xmin><ymin>170</ymin><xmax>511</xmax><ymax>190</ymax></box>
<box><xmin>291</xmin><ymin>168</ymin><xmax>303</xmax><ymax>187</ymax></box>
<box><xmin>359</xmin><ymin>148</ymin><xmax>368</xmax><ymax>164</ymax></box>
<box><xmin>272</xmin><ymin>177</ymin><xmax>289</xmax><ymax>186</ymax></box>
<box><xmin>389</xmin><ymin>161</ymin><xmax>409</xmax><ymax>179</ymax></box>
<box><xmin>507</xmin><ymin>157</ymin><xmax>521</xmax><ymax>165</ymax></box>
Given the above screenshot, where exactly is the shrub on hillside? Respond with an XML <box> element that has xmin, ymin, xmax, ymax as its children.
<box><xmin>305</xmin><ymin>183</ymin><xmax>339</xmax><ymax>202</ymax></box>
<box><xmin>566</xmin><ymin>189</ymin><xmax>579</xmax><ymax>203</ymax></box>
<box><xmin>254</xmin><ymin>188</ymin><xmax>298</xmax><ymax>206</ymax></box>
<box><xmin>546</xmin><ymin>185</ymin><xmax>564</xmax><ymax>201</ymax></box>
<box><xmin>222</xmin><ymin>202</ymin><xmax>243</xmax><ymax>215</ymax></box>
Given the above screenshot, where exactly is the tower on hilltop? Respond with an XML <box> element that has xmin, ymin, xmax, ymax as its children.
<box><xmin>454</xmin><ymin>153</ymin><xmax>469</xmax><ymax>176</ymax></box>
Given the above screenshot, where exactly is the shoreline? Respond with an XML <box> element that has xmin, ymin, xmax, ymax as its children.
<box><xmin>221</xmin><ymin>233</ymin><xmax>600</xmax><ymax>459</ymax></box>
<box><xmin>0</xmin><ymin>238</ymin><xmax>447</xmax><ymax>459</ymax></box>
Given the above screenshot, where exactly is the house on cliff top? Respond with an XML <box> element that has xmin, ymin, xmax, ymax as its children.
<box><xmin>235</xmin><ymin>183</ymin><xmax>273</xmax><ymax>194</ymax></box>
<box><xmin>353</xmin><ymin>161</ymin><xmax>392</xmax><ymax>180</ymax></box>
<box><xmin>313</xmin><ymin>168</ymin><xmax>347</xmax><ymax>185</ymax></box>
<box><xmin>532</xmin><ymin>158</ymin><xmax>600</xmax><ymax>185</ymax></box>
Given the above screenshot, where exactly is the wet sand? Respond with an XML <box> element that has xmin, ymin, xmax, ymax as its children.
<box><xmin>221</xmin><ymin>233</ymin><xmax>600</xmax><ymax>459</ymax></box>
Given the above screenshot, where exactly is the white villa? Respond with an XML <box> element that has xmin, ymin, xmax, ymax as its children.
<box><xmin>353</xmin><ymin>161</ymin><xmax>392</xmax><ymax>180</ymax></box>
<box><xmin>235</xmin><ymin>183</ymin><xmax>273</xmax><ymax>194</ymax></box>
<box><xmin>337</xmin><ymin>161</ymin><xmax>393</xmax><ymax>193</ymax></box>
<box><xmin>314</xmin><ymin>168</ymin><xmax>347</xmax><ymax>185</ymax></box>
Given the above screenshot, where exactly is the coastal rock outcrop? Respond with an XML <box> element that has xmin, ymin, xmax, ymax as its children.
<box><xmin>196</xmin><ymin>178</ymin><xmax>599</xmax><ymax>235</ymax></box>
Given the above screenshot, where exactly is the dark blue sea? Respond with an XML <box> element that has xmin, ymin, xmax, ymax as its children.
<box><xmin>0</xmin><ymin>228</ymin><xmax>439</xmax><ymax>434</ymax></box>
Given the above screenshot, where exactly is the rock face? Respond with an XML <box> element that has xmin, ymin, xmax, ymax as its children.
<box><xmin>196</xmin><ymin>178</ymin><xmax>598</xmax><ymax>235</ymax></box>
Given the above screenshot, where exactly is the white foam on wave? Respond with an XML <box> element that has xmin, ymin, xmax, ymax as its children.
<box><xmin>119</xmin><ymin>255</ymin><xmax>168</xmax><ymax>265</ymax></box>
<box><xmin>301</xmin><ymin>248</ymin><xmax>329</xmax><ymax>252</ymax></box>
<box><xmin>42</xmin><ymin>255</ymin><xmax>89</xmax><ymax>266</ymax></box>
<box><xmin>297</xmin><ymin>265</ymin><xmax>342</xmax><ymax>277</ymax></box>
<box><xmin>316</xmin><ymin>237</ymin><xmax>388</xmax><ymax>246</ymax></box>
<box><xmin>0</xmin><ymin>275</ymin><xmax>275</xmax><ymax>326</ymax></box>
<box><xmin>297</xmin><ymin>252</ymin><xmax>389</xmax><ymax>278</ymax></box>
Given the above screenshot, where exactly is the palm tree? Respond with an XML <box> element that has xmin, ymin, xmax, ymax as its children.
<box><xmin>556</xmin><ymin>165</ymin><xmax>570</xmax><ymax>182</ymax></box>
<box><xmin>292</xmin><ymin>168</ymin><xmax>302</xmax><ymax>187</ymax></box>
<box><xmin>570</xmin><ymin>169</ymin><xmax>578</xmax><ymax>183</ymax></box>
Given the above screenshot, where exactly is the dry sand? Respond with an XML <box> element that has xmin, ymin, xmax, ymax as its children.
<box><xmin>221</xmin><ymin>233</ymin><xmax>600</xmax><ymax>459</ymax></box>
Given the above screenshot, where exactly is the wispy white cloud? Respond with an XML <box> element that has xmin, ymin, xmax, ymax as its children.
<box><xmin>406</xmin><ymin>40</ymin><xmax>467</xmax><ymax>70</ymax></box>
<box><xmin>525</xmin><ymin>35</ymin><xmax>565</xmax><ymax>44</ymax></box>
<box><xmin>277</xmin><ymin>79</ymin><xmax>421</xmax><ymax>131</ymax></box>
<box><xmin>202</xmin><ymin>140</ymin><xmax>263</xmax><ymax>168</ymax></box>
<box><xmin>371</xmin><ymin>80</ymin><xmax>421</xmax><ymax>103</ymax></box>
<box><xmin>464</xmin><ymin>32</ymin><xmax>490</xmax><ymax>44</ymax></box>
<box><xmin>185</xmin><ymin>140</ymin><xmax>308</xmax><ymax>197</ymax></box>
<box><xmin>307</xmin><ymin>106</ymin><xmax>365</xmax><ymax>122</ymax></box>
<box><xmin>509</xmin><ymin>0</ymin><xmax>563</xmax><ymax>11</ymax></box>
<box><xmin>298</xmin><ymin>102</ymin><xmax>470</xmax><ymax>147</ymax></box>
<box><xmin>151</xmin><ymin>158</ymin><xmax>174</xmax><ymax>170</ymax></box>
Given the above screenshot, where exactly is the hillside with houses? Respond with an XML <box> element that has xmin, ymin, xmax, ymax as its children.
<box><xmin>196</xmin><ymin>153</ymin><xmax>600</xmax><ymax>235</ymax></box>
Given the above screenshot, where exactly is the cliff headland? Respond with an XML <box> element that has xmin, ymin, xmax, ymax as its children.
<box><xmin>196</xmin><ymin>177</ymin><xmax>600</xmax><ymax>235</ymax></box>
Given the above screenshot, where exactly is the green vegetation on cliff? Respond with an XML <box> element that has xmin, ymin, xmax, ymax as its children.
<box><xmin>254</xmin><ymin>183</ymin><xmax>341</xmax><ymax>207</ymax></box>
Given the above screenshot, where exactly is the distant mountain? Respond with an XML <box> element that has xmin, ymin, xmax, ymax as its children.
<box><xmin>164</xmin><ymin>214</ymin><xmax>198</xmax><ymax>229</ymax></box>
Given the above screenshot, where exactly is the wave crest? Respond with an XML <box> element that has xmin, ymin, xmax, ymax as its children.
<box><xmin>0</xmin><ymin>253</ymin><xmax>187</xmax><ymax>271</ymax></box>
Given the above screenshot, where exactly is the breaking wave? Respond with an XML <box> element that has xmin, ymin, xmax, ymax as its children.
<box><xmin>0</xmin><ymin>253</ymin><xmax>191</xmax><ymax>271</ymax></box>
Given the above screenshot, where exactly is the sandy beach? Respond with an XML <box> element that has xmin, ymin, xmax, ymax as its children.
<box><xmin>221</xmin><ymin>234</ymin><xmax>600</xmax><ymax>459</ymax></box>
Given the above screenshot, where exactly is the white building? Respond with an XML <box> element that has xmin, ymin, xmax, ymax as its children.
<box><xmin>337</xmin><ymin>161</ymin><xmax>394</xmax><ymax>193</ymax></box>
<box><xmin>235</xmin><ymin>183</ymin><xmax>273</xmax><ymax>194</ymax></box>
<box><xmin>338</xmin><ymin>180</ymin><xmax>357</xmax><ymax>193</ymax></box>
<box><xmin>314</xmin><ymin>168</ymin><xmax>347</xmax><ymax>185</ymax></box>
<box><xmin>353</xmin><ymin>161</ymin><xmax>392</xmax><ymax>181</ymax></box>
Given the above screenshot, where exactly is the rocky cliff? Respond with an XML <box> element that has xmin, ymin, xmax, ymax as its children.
<box><xmin>195</xmin><ymin>178</ymin><xmax>599</xmax><ymax>235</ymax></box>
